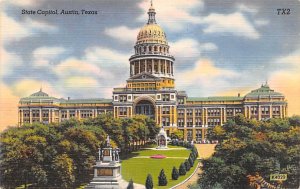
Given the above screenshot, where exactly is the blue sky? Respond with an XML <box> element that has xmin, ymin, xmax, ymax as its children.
<box><xmin>0</xmin><ymin>0</ymin><xmax>300</xmax><ymax>128</ymax></box>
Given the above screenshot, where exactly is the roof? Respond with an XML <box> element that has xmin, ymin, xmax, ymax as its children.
<box><xmin>245</xmin><ymin>84</ymin><xmax>284</xmax><ymax>98</ymax></box>
<box><xmin>60</xmin><ymin>98</ymin><xmax>112</xmax><ymax>104</ymax></box>
<box><xmin>187</xmin><ymin>96</ymin><xmax>243</xmax><ymax>102</ymax></box>
<box><xmin>29</xmin><ymin>88</ymin><xmax>49</xmax><ymax>97</ymax></box>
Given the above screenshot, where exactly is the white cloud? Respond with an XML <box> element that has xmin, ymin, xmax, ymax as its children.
<box><xmin>170</xmin><ymin>38</ymin><xmax>217</xmax><ymax>58</ymax></box>
<box><xmin>138</xmin><ymin>0</ymin><xmax>203</xmax><ymax>31</ymax></box>
<box><xmin>104</xmin><ymin>26</ymin><xmax>139</xmax><ymax>43</ymax></box>
<box><xmin>237</xmin><ymin>4</ymin><xmax>258</xmax><ymax>14</ymax></box>
<box><xmin>176</xmin><ymin>58</ymin><xmax>239</xmax><ymax>96</ymax></box>
<box><xmin>255</xmin><ymin>19</ymin><xmax>269</xmax><ymax>27</ymax></box>
<box><xmin>0</xmin><ymin>12</ymin><xmax>57</xmax><ymax>44</ymax></box>
<box><xmin>2</xmin><ymin>0</ymin><xmax>44</xmax><ymax>7</ymax></box>
<box><xmin>201</xmin><ymin>12</ymin><xmax>260</xmax><ymax>39</ymax></box>
<box><xmin>269</xmin><ymin>49</ymin><xmax>300</xmax><ymax>116</ymax></box>
<box><xmin>0</xmin><ymin>47</ymin><xmax>23</xmax><ymax>78</ymax></box>
<box><xmin>33</xmin><ymin>46</ymin><xmax>66</xmax><ymax>67</ymax></box>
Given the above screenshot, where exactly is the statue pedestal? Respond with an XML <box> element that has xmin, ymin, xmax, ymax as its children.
<box><xmin>85</xmin><ymin>161</ymin><xmax>122</xmax><ymax>189</ymax></box>
<box><xmin>85</xmin><ymin>139</ymin><xmax>122</xmax><ymax>189</ymax></box>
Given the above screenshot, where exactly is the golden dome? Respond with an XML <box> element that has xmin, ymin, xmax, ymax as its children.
<box><xmin>136</xmin><ymin>24</ymin><xmax>167</xmax><ymax>45</ymax></box>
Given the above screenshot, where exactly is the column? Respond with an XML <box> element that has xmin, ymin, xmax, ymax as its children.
<box><xmin>47</xmin><ymin>109</ymin><xmax>50</xmax><ymax>123</ymax></box>
<box><xmin>244</xmin><ymin>106</ymin><xmax>247</xmax><ymax>119</ymax></box>
<box><xmin>160</xmin><ymin>106</ymin><xmax>162</xmax><ymax>126</ymax></box>
<box><xmin>171</xmin><ymin>62</ymin><xmax>173</xmax><ymax>75</ymax></box>
<box><xmin>269</xmin><ymin>105</ymin><xmax>272</xmax><ymax>118</ymax></box>
<box><xmin>184</xmin><ymin>109</ymin><xmax>187</xmax><ymax>128</ymax></box>
<box><xmin>95</xmin><ymin>109</ymin><xmax>98</xmax><ymax>117</ymax></box>
<box><xmin>248</xmin><ymin>106</ymin><xmax>251</xmax><ymax>119</ymax></box>
<box><xmin>205</xmin><ymin>108</ymin><xmax>208</xmax><ymax>127</ymax></box>
<box><xmin>192</xmin><ymin>108</ymin><xmax>196</xmax><ymax>127</ymax></box>
<box><xmin>202</xmin><ymin>108</ymin><xmax>205</xmax><ymax>127</ymax></box>
<box><xmin>158</xmin><ymin>60</ymin><xmax>161</xmax><ymax>74</ymax></box>
<box><xmin>258</xmin><ymin>106</ymin><xmax>261</xmax><ymax>120</ymax></box>
<box><xmin>78</xmin><ymin>110</ymin><xmax>81</xmax><ymax>119</ymax></box>
<box><xmin>58</xmin><ymin>110</ymin><xmax>62</xmax><ymax>122</ymax></box>
<box><xmin>224</xmin><ymin>108</ymin><xmax>227</xmax><ymax>123</ymax></box>
<box><xmin>155</xmin><ymin>106</ymin><xmax>159</xmax><ymax>124</ymax></box>
<box><xmin>20</xmin><ymin>110</ymin><xmax>23</xmax><ymax>126</ymax></box>
<box><xmin>152</xmin><ymin>59</ymin><xmax>154</xmax><ymax>74</ymax></box>
<box><xmin>170</xmin><ymin>106</ymin><xmax>173</xmax><ymax>126</ymax></box>
<box><xmin>39</xmin><ymin>108</ymin><xmax>42</xmax><ymax>122</ymax></box>
<box><xmin>173</xmin><ymin>106</ymin><xmax>177</xmax><ymax>127</ymax></box>
<box><xmin>138</xmin><ymin>60</ymin><xmax>141</xmax><ymax>74</ymax></box>
<box><xmin>192</xmin><ymin>128</ymin><xmax>196</xmax><ymax>141</ymax></box>
<box><xmin>29</xmin><ymin>109</ymin><xmax>32</xmax><ymax>124</ymax></box>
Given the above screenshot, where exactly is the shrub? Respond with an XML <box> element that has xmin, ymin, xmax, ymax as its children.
<box><xmin>179</xmin><ymin>163</ymin><xmax>186</xmax><ymax>175</ymax></box>
<box><xmin>171</xmin><ymin>166</ymin><xmax>179</xmax><ymax>180</ymax></box>
<box><xmin>127</xmin><ymin>179</ymin><xmax>134</xmax><ymax>189</ymax></box>
<box><xmin>185</xmin><ymin>159</ymin><xmax>191</xmax><ymax>171</ymax></box>
<box><xmin>158</xmin><ymin>169</ymin><xmax>168</xmax><ymax>186</ymax></box>
<box><xmin>145</xmin><ymin>174</ymin><xmax>153</xmax><ymax>189</ymax></box>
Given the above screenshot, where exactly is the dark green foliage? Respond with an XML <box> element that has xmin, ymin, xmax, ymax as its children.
<box><xmin>0</xmin><ymin>115</ymin><xmax>158</xmax><ymax>188</ymax></box>
<box><xmin>185</xmin><ymin>159</ymin><xmax>191</xmax><ymax>171</ymax></box>
<box><xmin>198</xmin><ymin>115</ymin><xmax>300</xmax><ymax>189</ymax></box>
<box><xmin>179</xmin><ymin>163</ymin><xmax>186</xmax><ymax>175</ymax></box>
<box><xmin>127</xmin><ymin>179</ymin><xmax>134</xmax><ymax>189</ymax></box>
<box><xmin>171</xmin><ymin>166</ymin><xmax>179</xmax><ymax>180</ymax></box>
<box><xmin>188</xmin><ymin>156</ymin><xmax>194</xmax><ymax>167</ymax></box>
<box><xmin>158</xmin><ymin>169</ymin><xmax>168</xmax><ymax>186</ymax></box>
<box><xmin>145</xmin><ymin>174</ymin><xmax>153</xmax><ymax>189</ymax></box>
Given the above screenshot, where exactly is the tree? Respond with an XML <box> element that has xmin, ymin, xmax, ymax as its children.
<box><xmin>127</xmin><ymin>179</ymin><xmax>134</xmax><ymax>189</ymax></box>
<box><xmin>158</xmin><ymin>169</ymin><xmax>168</xmax><ymax>186</ymax></box>
<box><xmin>198</xmin><ymin>115</ymin><xmax>300</xmax><ymax>189</ymax></box>
<box><xmin>185</xmin><ymin>159</ymin><xmax>191</xmax><ymax>171</ymax></box>
<box><xmin>145</xmin><ymin>174</ymin><xmax>153</xmax><ymax>189</ymax></box>
<box><xmin>171</xmin><ymin>166</ymin><xmax>179</xmax><ymax>180</ymax></box>
<box><xmin>51</xmin><ymin>154</ymin><xmax>75</xmax><ymax>188</ymax></box>
<box><xmin>188</xmin><ymin>156</ymin><xmax>194</xmax><ymax>167</ymax></box>
<box><xmin>179</xmin><ymin>163</ymin><xmax>186</xmax><ymax>175</ymax></box>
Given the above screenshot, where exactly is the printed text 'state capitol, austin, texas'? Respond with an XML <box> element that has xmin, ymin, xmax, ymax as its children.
<box><xmin>17</xmin><ymin>3</ymin><xmax>288</xmax><ymax>142</ymax></box>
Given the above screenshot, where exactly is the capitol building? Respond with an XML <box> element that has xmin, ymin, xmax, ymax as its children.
<box><xmin>18</xmin><ymin>3</ymin><xmax>288</xmax><ymax>141</ymax></box>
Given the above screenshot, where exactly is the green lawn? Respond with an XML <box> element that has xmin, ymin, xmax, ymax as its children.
<box><xmin>121</xmin><ymin>148</ymin><xmax>197</xmax><ymax>189</ymax></box>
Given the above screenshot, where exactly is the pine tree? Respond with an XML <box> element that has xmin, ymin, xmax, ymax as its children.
<box><xmin>171</xmin><ymin>166</ymin><xmax>179</xmax><ymax>180</ymax></box>
<box><xmin>179</xmin><ymin>163</ymin><xmax>186</xmax><ymax>175</ymax></box>
<box><xmin>145</xmin><ymin>174</ymin><xmax>153</xmax><ymax>189</ymax></box>
<box><xmin>185</xmin><ymin>159</ymin><xmax>191</xmax><ymax>171</ymax></box>
<box><xmin>158</xmin><ymin>169</ymin><xmax>168</xmax><ymax>186</ymax></box>
<box><xmin>188</xmin><ymin>156</ymin><xmax>194</xmax><ymax>167</ymax></box>
<box><xmin>127</xmin><ymin>179</ymin><xmax>134</xmax><ymax>189</ymax></box>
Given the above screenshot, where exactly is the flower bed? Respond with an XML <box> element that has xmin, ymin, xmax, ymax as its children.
<box><xmin>150</xmin><ymin>154</ymin><xmax>167</xmax><ymax>159</ymax></box>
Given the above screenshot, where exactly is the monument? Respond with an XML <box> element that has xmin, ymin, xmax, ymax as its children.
<box><xmin>85</xmin><ymin>136</ymin><xmax>122</xmax><ymax>189</ymax></box>
<box><xmin>156</xmin><ymin>128</ymin><xmax>168</xmax><ymax>149</ymax></box>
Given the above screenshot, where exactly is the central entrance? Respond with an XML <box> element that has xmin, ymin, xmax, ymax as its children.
<box><xmin>134</xmin><ymin>100</ymin><xmax>155</xmax><ymax>119</ymax></box>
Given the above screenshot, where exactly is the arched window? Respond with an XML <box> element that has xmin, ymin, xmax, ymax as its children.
<box><xmin>154</xmin><ymin>46</ymin><xmax>157</xmax><ymax>51</ymax></box>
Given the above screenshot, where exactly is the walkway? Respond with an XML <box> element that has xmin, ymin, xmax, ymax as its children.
<box><xmin>173</xmin><ymin>144</ymin><xmax>216</xmax><ymax>189</ymax></box>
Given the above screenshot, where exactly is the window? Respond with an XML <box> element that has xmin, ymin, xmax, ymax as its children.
<box><xmin>162</xmin><ymin>107</ymin><xmax>170</xmax><ymax>114</ymax></box>
<box><xmin>162</xmin><ymin>117</ymin><xmax>170</xmax><ymax>126</ymax></box>
<box><xmin>195</xmin><ymin>118</ymin><xmax>202</xmax><ymax>126</ymax></box>
<box><xmin>119</xmin><ymin>95</ymin><xmax>127</xmax><ymax>102</ymax></box>
<box><xmin>178</xmin><ymin>119</ymin><xmax>184</xmax><ymax>127</ymax></box>
<box><xmin>195</xmin><ymin>109</ymin><xmax>202</xmax><ymax>116</ymax></box>
<box><xmin>186</xmin><ymin>109</ymin><xmax>193</xmax><ymax>116</ymax></box>
<box><xmin>178</xmin><ymin>109</ymin><xmax>184</xmax><ymax>116</ymax></box>
<box><xmin>162</xmin><ymin>94</ymin><xmax>170</xmax><ymax>101</ymax></box>
<box><xmin>178</xmin><ymin>98</ymin><xmax>184</xmax><ymax>105</ymax></box>
<box><xmin>187</xmin><ymin>119</ymin><xmax>193</xmax><ymax>127</ymax></box>
<box><xmin>119</xmin><ymin>107</ymin><xmax>127</xmax><ymax>116</ymax></box>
